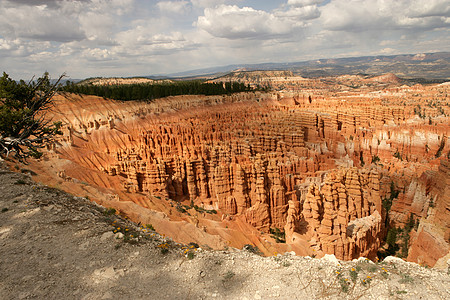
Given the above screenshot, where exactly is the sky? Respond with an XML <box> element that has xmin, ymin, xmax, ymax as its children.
<box><xmin>0</xmin><ymin>0</ymin><xmax>449</xmax><ymax>79</ymax></box>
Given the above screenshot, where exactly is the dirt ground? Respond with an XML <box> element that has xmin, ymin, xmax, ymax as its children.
<box><xmin>1</xmin><ymin>161</ymin><xmax>449</xmax><ymax>300</ymax></box>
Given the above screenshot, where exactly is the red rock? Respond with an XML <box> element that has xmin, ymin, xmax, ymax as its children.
<box><xmin>24</xmin><ymin>76</ymin><xmax>449</xmax><ymax>261</ymax></box>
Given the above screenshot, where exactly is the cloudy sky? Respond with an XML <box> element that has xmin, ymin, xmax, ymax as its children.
<box><xmin>1</xmin><ymin>0</ymin><xmax>449</xmax><ymax>79</ymax></box>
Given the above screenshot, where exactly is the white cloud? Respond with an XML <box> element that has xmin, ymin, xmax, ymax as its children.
<box><xmin>276</xmin><ymin>5</ymin><xmax>320</xmax><ymax>20</ymax></box>
<box><xmin>287</xmin><ymin>0</ymin><xmax>323</xmax><ymax>7</ymax></box>
<box><xmin>113</xmin><ymin>24</ymin><xmax>196</xmax><ymax>57</ymax></box>
<box><xmin>88</xmin><ymin>0</ymin><xmax>135</xmax><ymax>16</ymax></box>
<box><xmin>157</xmin><ymin>1</ymin><xmax>189</xmax><ymax>14</ymax></box>
<box><xmin>379</xmin><ymin>47</ymin><xmax>397</xmax><ymax>54</ymax></box>
<box><xmin>0</xmin><ymin>2</ymin><xmax>85</xmax><ymax>42</ymax></box>
<box><xmin>190</xmin><ymin>0</ymin><xmax>240</xmax><ymax>8</ymax></box>
<box><xmin>0</xmin><ymin>0</ymin><xmax>448</xmax><ymax>79</ymax></box>
<box><xmin>196</xmin><ymin>4</ymin><xmax>305</xmax><ymax>39</ymax></box>
<box><xmin>0</xmin><ymin>38</ymin><xmax>18</xmax><ymax>51</ymax></box>
<box><xmin>78</xmin><ymin>11</ymin><xmax>119</xmax><ymax>44</ymax></box>
<box><xmin>321</xmin><ymin>0</ymin><xmax>450</xmax><ymax>32</ymax></box>
<box><xmin>82</xmin><ymin>48</ymin><xmax>114</xmax><ymax>61</ymax></box>
<box><xmin>407</xmin><ymin>0</ymin><xmax>450</xmax><ymax>18</ymax></box>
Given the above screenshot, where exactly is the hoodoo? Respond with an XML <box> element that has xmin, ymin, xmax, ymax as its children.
<box><xmin>21</xmin><ymin>73</ymin><xmax>450</xmax><ymax>265</ymax></box>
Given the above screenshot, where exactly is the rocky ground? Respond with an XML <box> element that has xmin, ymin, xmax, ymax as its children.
<box><xmin>1</xmin><ymin>162</ymin><xmax>449</xmax><ymax>300</ymax></box>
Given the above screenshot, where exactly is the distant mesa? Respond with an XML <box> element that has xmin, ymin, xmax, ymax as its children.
<box><xmin>412</xmin><ymin>53</ymin><xmax>427</xmax><ymax>61</ymax></box>
<box><xmin>369</xmin><ymin>73</ymin><xmax>402</xmax><ymax>83</ymax></box>
<box><xmin>162</xmin><ymin>51</ymin><xmax>450</xmax><ymax>80</ymax></box>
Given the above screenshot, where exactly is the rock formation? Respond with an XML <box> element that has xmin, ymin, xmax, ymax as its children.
<box><xmin>298</xmin><ymin>168</ymin><xmax>382</xmax><ymax>260</ymax></box>
<box><xmin>406</xmin><ymin>159</ymin><xmax>450</xmax><ymax>266</ymax></box>
<box><xmin>24</xmin><ymin>74</ymin><xmax>449</xmax><ymax>262</ymax></box>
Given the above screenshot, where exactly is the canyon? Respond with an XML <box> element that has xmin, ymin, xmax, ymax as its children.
<box><xmin>20</xmin><ymin>73</ymin><xmax>449</xmax><ymax>265</ymax></box>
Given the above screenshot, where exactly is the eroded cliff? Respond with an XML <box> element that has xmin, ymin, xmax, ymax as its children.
<box><xmin>20</xmin><ymin>75</ymin><xmax>449</xmax><ymax>263</ymax></box>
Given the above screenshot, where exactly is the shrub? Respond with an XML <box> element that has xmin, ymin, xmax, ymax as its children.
<box><xmin>386</xmin><ymin>228</ymin><xmax>398</xmax><ymax>248</ymax></box>
<box><xmin>176</xmin><ymin>204</ymin><xmax>186</xmax><ymax>213</ymax></box>
<box><xmin>270</xmin><ymin>227</ymin><xmax>286</xmax><ymax>243</ymax></box>
<box><xmin>371</xmin><ymin>155</ymin><xmax>380</xmax><ymax>164</ymax></box>
<box><xmin>361</xmin><ymin>276</ymin><xmax>372</xmax><ymax>285</ymax></box>
<box><xmin>157</xmin><ymin>243</ymin><xmax>170</xmax><ymax>254</ymax></box>
<box><xmin>360</xmin><ymin>153</ymin><xmax>365</xmax><ymax>166</ymax></box>
<box><xmin>435</xmin><ymin>137</ymin><xmax>445</xmax><ymax>158</ymax></box>
<box><xmin>339</xmin><ymin>277</ymin><xmax>350</xmax><ymax>293</ymax></box>
<box><xmin>103</xmin><ymin>207</ymin><xmax>116</xmax><ymax>215</ymax></box>
<box><xmin>223</xmin><ymin>270</ymin><xmax>235</xmax><ymax>281</ymax></box>
<box><xmin>242</xmin><ymin>244</ymin><xmax>261</xmax><ymax>255</ymax></box>
<box><xmin>20</xmin><ymin>168</ymin><xmax>37</xmax><ymax>176</ymax></box>
<box><xmin>399</xmin><ymin>272</ymin><xmax>413</xmax><ymax>284</ymax></box>
<box><xmin>188</xmin><ymin>242</ymin><xmax>199</xmax><ymax>248</ymax></box>
<box><xmin>350</xmin><ymin>268</ymin><xmax>358</xmax><ymax>283</ymax></box>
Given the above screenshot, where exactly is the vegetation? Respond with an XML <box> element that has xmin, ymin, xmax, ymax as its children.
<box><xmin>386</xmin><ymin>228</ymin><xmax>398</xmax><ymax>250</ymax></box>
<box><xmin>273</xmin><ymin>255</ymin><xmax>292</xmax><ymax>267</ymax></box>
<box><xmin>378</xmin><ymin>181</ymin><xmax>415</xmax><ymax>259</ymax></box>
<box><xmin>223</xmin><ymin>270</ymin><xmax>235</xmax><ymax>282</ymax></box>
<box><xmin>193</xmin><ymin>205</ymin><xmax>217</xmax><ymax>214</ymax></box>
<box><xmin>242</xmin><ymin>244</ymin><xmax>262</xmax><ymax>255</ymax></box>
<box><xmin>435</xmin><ymin>136</ymin><xmax>446</xmax><ymax>158</ymax></box>
<box><xmin>379</xmin><ymin>212</ymin><xmax>418</xmax><ymax>259</ymax></box>
<box><xmin>429</xmin><ymin>199</ymin><xmax>435</xmax><ymax>208</ymax></box>
<box><xmin>0</xmin><ymin>72</ymin><xmax>63</xmax><ymax>161</ymax></box>
<box><xmin>103</xmin><ymin>207</ymin><xmax>116</xmax><ymax>215</ymax></box>
<box><xmin>397</xmin><ymin>214</ymin><xmax>417</xmax><ymax>258</ymax></box>
<box><xmin>382</xmin><ymin>181</ymin><xmax>399</xmax><ymax>220</ymax></box>
<box><xmin>175</xmin><ymin>203</ymin><xmax>188</xmax><ymax>213</ymax></box>
<box><xmin>157</xmin><ymin>243</ymin><xmax>170</xmax><ymax>254</ymax></box>
<box><xmin>399</xmin><ymin>272</ymin><xmax>414</xmax><ymax>284</ymax></box>
<box><xmin>371</xmin><ymin>155</ymin><xmax>380</xmax><ymax>164</ymax></box>
<box><xmin>187</xmin><ymin>251</ymin><xmax>195</xmax><ymax>260</ymax></box>
<box><xmin>145</xmin><ymin>224</ymin><xmax>155</xmax><ymax>231</ymax></box>
<box><xmin>393</xmin><ymin>151</ymin><xmax>402</xmax><ymax>160</ymax></box>
<box><xmin>63</xmin><ymin>80</ymin><xmax>253</xmax><ymax>101</ymax></box>
<box><xmin>413</xmin><ymin>105</ymin><xmax>425</xmax><ymax>118</ymax></box>
<box><xmin>348</xmin><ymin>270</ymin><xmax>357</xmax><ymax>284</ymax></box>
<box><xmin>270</xmin><ymin>227</ymin><xmax>286</xmax><ymax>243</ymax></box>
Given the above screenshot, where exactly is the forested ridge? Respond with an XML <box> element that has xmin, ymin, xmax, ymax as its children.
<box><xmin>62</xmin><ymin>80</ymin><xmax>254</xmax><ymax>101</ymax></box>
